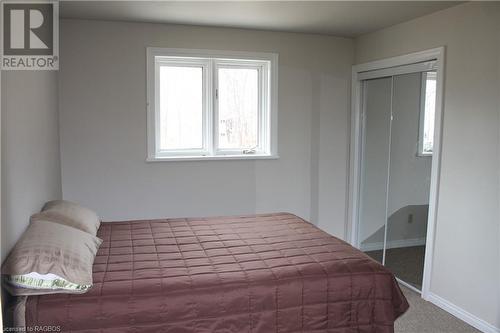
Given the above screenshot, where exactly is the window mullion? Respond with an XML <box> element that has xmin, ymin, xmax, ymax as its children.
<box><xmin>212</xmin><ymin>59</ymin><xmax>219</xmax><ymax>155</ymax></box>
<box><xmin>153</xmin><ymin>60</ymin><xmax>162</xmax><ymax>157</ymax></box>
<box><xmin>204</xmin><ymin>59</ymin><xmax>214</xmax><ymax>156</ymax></box>
<box><xmin>258</xmin><ymin>64</ymin><xmax>265</xmax><ymax>153</ymax></box>
<box><xmin>257</xmin><ymin>63</ymin><xmax>268</xmax><ymax>155</ymax></box>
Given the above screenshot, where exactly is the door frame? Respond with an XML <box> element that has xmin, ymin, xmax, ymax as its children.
<box><xmin>346</xmin><ymin>47</ymin><xmax>445</xmax><ymax>300</ymax></box>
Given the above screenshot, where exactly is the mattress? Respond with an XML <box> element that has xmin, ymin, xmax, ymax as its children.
<box><xmin>25</xmin><ymin>213</ymin><xmax>408</xmax><ymax>332</ymax></box>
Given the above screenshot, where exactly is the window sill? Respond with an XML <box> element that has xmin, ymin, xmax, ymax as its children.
<box><xmin>146</xmin><ymin>154</ymin><xmax>279</xmax><ymax>162</ymax></box>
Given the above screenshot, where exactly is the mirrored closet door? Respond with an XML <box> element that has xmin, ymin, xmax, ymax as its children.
<box><xmin>358</xmin><ymin>67</ymin><xmax>437</xmax><ymax>291</ymax></box>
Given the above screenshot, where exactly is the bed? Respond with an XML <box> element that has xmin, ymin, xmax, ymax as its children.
<box><xmin>24</xmin><ymin>213</ymin><xmax>408</xmax><ymax>332</ymax></box>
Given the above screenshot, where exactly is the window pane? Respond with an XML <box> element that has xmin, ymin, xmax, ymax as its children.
<box><xmin>423</xmin><ymin>71</ymin><xmax>436</xmax><ymax>154</ymax></box>
<box><xmin>159</xmin><ymin>66</ymin><xmax>203</xmax><ymax>150</ymax></box>
<box><xmin>217</xmin><ymin>67</ymin><xmax>258</xmax><ymax>149</ymax></box>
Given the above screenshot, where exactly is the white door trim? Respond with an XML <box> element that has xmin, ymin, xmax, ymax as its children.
<box><xmin>346</xmin><ymin>47</ymin><xmax>446</xmax><ymax>301</ymax></box>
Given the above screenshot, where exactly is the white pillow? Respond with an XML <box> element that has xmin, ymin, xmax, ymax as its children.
<box><xmin>31</xmin><ymin>200</ymin><xmax>101</xmax><ymax>235</ymax></box>
<box><xmin>2</xmin><ymin>220</ymin><xmax>102</xmax><ymax>296</ymax></box>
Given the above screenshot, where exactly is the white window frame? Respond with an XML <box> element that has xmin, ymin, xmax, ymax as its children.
<box><xmin>146</xmin><ymin>47</ymin><xmax>278</xmax><ymax>161</ymax></box>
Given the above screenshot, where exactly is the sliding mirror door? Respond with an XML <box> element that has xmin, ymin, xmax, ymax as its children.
<box><xmin>358</xmin><ymin>70</ymin><xmax>436</xmax><ymax>291</ymax></box>
<box><xmin>358</xmin><ymin>77</ymin><xmax>392</xmax><ymax>263</ymax></box>
<box><xmin>385</xmin><ymin>72</ymin><xmax>434</xmax><ymax>290</ymax></box>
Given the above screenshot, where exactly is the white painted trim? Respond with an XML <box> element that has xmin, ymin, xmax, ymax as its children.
<box><xmin>357</xmin><ymin>60</ymin><xmax>437</xmax><ymax>81</ymax></box>
<box><xmin>146</xmin><ymin>154</ymin><xmax>279</xmax><ymax>162</ymax></box>
<box><xmin>146</xmin><ymin>47</ymin><xmax>278</xmax><ymax>161</ymax></box>
<box><xmin>353</xmin><ymin>48</ymin><xmax>443</xmax><ymax>74</ymax></box>
<box><xmin>381</xmin><ymin>76</ymin><xmax>394</xmax><ymax>266</ymax></box>
<box><xmin>147</xmin><ymin>47</ymin><xmax>278</xmax><ymax>62</ymax></box>
<box><xmin>346</xmin><ymin>67</ymin><xmax>362</xmax><ymax>247</ymax></box>
<box><xmin>421</xmin><ymin>47</ymin><xmax>445</xmax><ymax>300</ymax></box>
<box><xmin>347</xmin><ymin>47</ymin><xmax>445</xmax><ymax>301</ymax></box>
<box><xmin>427</xmin><ymin>293</ymin><xmax>500</xmax><ymax>333</ymax></box>
<box><xmin>360</xmin><ymin>237</ymin><xmax>426</xmax><ymax>252</ymax></box>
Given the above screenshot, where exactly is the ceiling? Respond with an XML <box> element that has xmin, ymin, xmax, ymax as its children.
<box><xmin>60</xmin><ymin>1</ymin><xmax>461</xmax><ymax>38</ymax></box>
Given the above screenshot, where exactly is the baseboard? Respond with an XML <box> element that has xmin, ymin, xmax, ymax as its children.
<box><xmin>426</xmin><ymin>292</ymin><xmax>500</xmax><ymax>333</ymax></box>
<box><xmin>360</xmin><ymin>237</ymin><xmax>426</xmax><ymax>252</ymax></box>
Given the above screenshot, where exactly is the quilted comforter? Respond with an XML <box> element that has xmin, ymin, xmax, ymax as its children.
<box><xmin>25</xmin><ymin>213</ymin><xmax>408</xmax><ymax>332</ymax></box>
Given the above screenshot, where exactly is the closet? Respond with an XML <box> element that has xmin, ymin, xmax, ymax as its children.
<box><xmin>357</xmin><ymin>63</ymin><xmax>437</xmax><ymax>291</ymax></box>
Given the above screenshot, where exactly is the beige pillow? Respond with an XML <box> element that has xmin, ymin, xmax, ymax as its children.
<box><xmin>2</xmin><ymin>220</ymin><xmax>102</xmax><ymax>296</ymax></box>
<box><xmin>31</xmin><ymin>200</ymin><xmax>100</xmax><ymax>235</ymax></box>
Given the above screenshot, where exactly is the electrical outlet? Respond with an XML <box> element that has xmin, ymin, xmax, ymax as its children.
<box><xmin>408</xmin><ymin>214</ymin><xmax>413</xmax><ymax>223</ymax></box>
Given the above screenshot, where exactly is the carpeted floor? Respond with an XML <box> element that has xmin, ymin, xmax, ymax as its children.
<box><xmin>396</xmin><ymin>285</ymin><xmax>480</xmax><ymax>332</ymax></box>
<box><xmin>362</xmin><ymin>247</ymin><xmax>479</xmax><ymax>332</ymax></box>
<box><xmin>365</xmin><ymin>246</ymin><xmax>425</xmax><ymax>289</ymax></box>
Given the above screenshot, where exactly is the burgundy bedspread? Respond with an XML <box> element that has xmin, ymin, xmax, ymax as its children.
<box><xmin>25</xmin><ymin>213</ymin><xmax>408</xmax><ymax>332</ymax></box>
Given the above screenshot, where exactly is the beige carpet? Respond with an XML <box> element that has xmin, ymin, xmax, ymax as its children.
<box><xmin>396</xmin><ymin>286</ymin><xmax>480</xmax><ymax>332</ymax></box>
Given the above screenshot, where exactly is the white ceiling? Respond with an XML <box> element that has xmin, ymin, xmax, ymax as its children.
<box><xmin>60</xmin><ymin>1</ymin><xmax>460</xmax><ymax>38</ymax></box>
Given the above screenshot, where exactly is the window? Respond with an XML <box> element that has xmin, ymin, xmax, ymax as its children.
<box><xmin>147</xmin><ymin>48</ymin><xmax>278</xmax><ymax>161</ymax></box>
<box><xmin>418</xmin><ymin>71</ymin><xmax>437</xmax><ymax>156</ymax></box>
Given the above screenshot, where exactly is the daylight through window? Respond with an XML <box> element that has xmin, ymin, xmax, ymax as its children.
<box><xmin>147</xmin><ymin>48</ymin><xmax>277</xmax><ymax>160</ymax></box>
<box><xmin>419</xmin><ymin>71</ymin><xmax>436</xmax><ymax>156</ymax></box>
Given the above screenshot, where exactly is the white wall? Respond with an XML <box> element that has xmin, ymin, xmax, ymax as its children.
<box><xmin>356</xmin><ymin>2</ymin><xmax>500</xmax><ymax>329</ymax></box>
<box><xmin>58</xmin><ymin>19</ymin><xmax>353</xmax><ymax>237</ymax></box>
<box><xmin>1</xmin><ymin>71</ymin><xmax>62</xmax><ymax>261</ymax></box>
